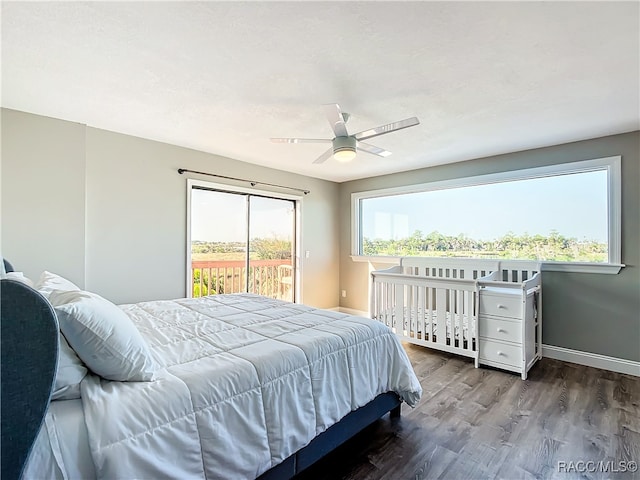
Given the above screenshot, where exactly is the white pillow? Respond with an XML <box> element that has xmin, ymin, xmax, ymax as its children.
<box><xmin>50</xmin><ymin>290</ymin><xmax>158</xmax><ymax>382</ymax></box>
<box><xmin>52</xmin><ymin>334</ymin><xmax>88</xmax><ymax>400</ymax></box>
<box><xmin>5</xmin><ymin>271</ymin><xmax>35</xmax><ymax>288</ymax></box>
<box><xmin>36</xmin><ymin>271</ymin><xmax>80</xmax><ymax>298</ymax></box>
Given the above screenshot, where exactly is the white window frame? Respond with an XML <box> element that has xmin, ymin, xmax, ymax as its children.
<box><xmin>186</xmin><ymin>178</ymin><xmax>303</xmax><ymax>299</ymax></box>
<box><xmin>351</xmin><ymin>156</ymin><xmax>623</xmax><ymax>274</ymax></box>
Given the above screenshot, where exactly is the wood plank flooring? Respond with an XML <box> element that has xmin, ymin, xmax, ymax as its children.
<box><xmin>295</xmin><ymin>344</ymin><xmax>640</xmax><ymax>480</ymax></box>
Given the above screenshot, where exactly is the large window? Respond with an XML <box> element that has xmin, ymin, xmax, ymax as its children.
<box><xmin>352</xmin><ymin>156</ymin><xmax>622</xmax><ymax>273</ymax></box>
<box><xmin>188</xmin><ymin>180</ymin><xmax>300</xmax><ymax>300</ymax></box>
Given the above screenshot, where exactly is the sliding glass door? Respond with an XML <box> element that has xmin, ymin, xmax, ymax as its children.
<box><xmin>190</xmin><ymin>186</ymin><xmax>296</xmax><ymax>302</ymax></box>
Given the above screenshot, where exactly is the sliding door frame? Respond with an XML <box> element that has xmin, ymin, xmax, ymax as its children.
<box><xmin>186</xmin><ymin>178</ymin><xmax>302</xmax><ymax>302</ymax></box>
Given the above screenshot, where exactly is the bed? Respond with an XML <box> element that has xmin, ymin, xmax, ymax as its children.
<box><xmin>1</xmin><ymin>260</ymin><xmax>422</xmax><ymax>480</ymax></box>
<box><xmin>371</xmin><ymin>257</ymin><xmax>542</xmax><ymax>379</ymax></box>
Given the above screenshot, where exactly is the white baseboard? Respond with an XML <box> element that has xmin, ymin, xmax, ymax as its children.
<box><xmin>542</xmin><ymin>344</ymin><xmax>640</xmax><ymax>377</ymax></box>
<box><xmin>338</xmin><ymin>307</ymin><xmax>370</xmax><ymax>317</ymax></box>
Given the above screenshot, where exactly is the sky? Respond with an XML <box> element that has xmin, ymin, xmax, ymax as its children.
<box><xmin>361</xmin><ymin>169</ymin><xmax>608</xmax><ymax>242</ymax></box>
<box><xmin>191</xmin><ymin>189</ymin><xmax>294</xmax><ymax>243</ymax></box>
<box><xmin>191</xmin><ymin>169</ymin><xmax>608</xmax><ymax>245</ymax></box>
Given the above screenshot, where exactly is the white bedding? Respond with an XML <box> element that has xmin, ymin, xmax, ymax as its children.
<box><xmin>24</xmin><ymin>399</ymin><xmax>96</xmax><ymax>480</ymax></box>
<box><xmin>43</xmin><ymin>294</ymin><xmax>421</xmax><ymax>480</ymax></box>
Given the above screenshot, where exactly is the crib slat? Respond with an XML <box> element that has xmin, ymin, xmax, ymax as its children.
<box><xmin>375</xmin><ymin>280</ymin><xmax>380</xmax><ymax>320</ymax></box>
<box><xmin>408</xmin><ymin>284</ymin><xmax>413</xmax><ymax>337</ymax></box>
<box><xmin>416</xmin><ymin>286</ymin><xmax>425</xmax><ymax>340</ymax></box>
<box><xmin>436</xmin><ymin>288</ymin><xmax>446</xmax><ymax>344</ymax></box>
<box><xmin>448</xmin><ymin>289</ymin><xmax>454</xmax><ymax>345</ymax></box>
<box><xmin>388</xmin><ymin>281</ymin><xmax>393</xmax><ymax>329</ymax></box>
<box><xmin>375</xmin><ymin>280</ymin><xmax>380</xmax><ymax>321</ymax></box>
<box><xmin>467</xmin><ymin>289</ymin><xmax>475</xmax><ymax>351</ymax></box>
<box><xmin>394</xmin><ymin>283</ymin><xmax>404</xmax><ymax>336</ymax></box>
<box><xmin>454</xmin><ymin>290</ymin><xmax>466</xmax><ymax>348</ymax></box>
<box><xmin>382</xmin><ymin>282</ymin><xmax>388</xmax><ymax>328</ymax></box>
<box><xmin>411</xmin><ymin>285</ymin><xmax>422</xmax><ymax>338</ymax></box>
<box><xmin>426</xmin><ymin>286</ymin><xmax>433</xmax><ymax>342</ymax></box>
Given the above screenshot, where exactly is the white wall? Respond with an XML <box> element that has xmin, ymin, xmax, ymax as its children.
<box><xmin>1</xmin><ymin>109</ymin><xmax>340</xmax><ymax>308</ymax></box>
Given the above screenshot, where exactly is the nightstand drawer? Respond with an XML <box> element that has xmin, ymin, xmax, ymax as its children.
<box><xmin>479</xmin><ymin>317</ymin><xmax>522</xmax><ymax>343</ymax></box>
<box><xmin>480</xmin><ymin>293</ymin><xmax>522</xmax><ymax>318</ymax></box>
<box><xmin>480</xmin><ymin>339</ymin><xmax>522</xmax><ymax>368</ymax></box>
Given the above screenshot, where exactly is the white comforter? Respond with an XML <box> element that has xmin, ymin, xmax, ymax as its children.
<box><xmin>80</xmin><ymin>294</ymin><xmax>422</xmax><ymax>480</ymax></box>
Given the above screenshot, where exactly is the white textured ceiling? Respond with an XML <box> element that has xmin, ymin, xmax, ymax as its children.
<box><xmin>2</xmin><ymin>2</ymin><xmax>638</xmax><ymax>182</ymax></box>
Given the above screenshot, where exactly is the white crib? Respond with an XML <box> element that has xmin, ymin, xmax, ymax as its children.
<box><xmin>370</xmin><ymin>257</ymin><xmax>542</xmax><ymax>379</ymax></box>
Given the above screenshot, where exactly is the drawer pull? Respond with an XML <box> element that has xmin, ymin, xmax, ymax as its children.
<box><xmin>497</xmin><ymin>351</ymin><xmax>505</xmax><ymax>356</ymax></box>
<box><xmin>497</xmin><ymin>304</ymin><xmax>507</xmax><ymax>309</ymax></box>
<box><xmin>497</xmin><ymin>328</ymin><xmax>506</xmax><ymax>333</ymax></box>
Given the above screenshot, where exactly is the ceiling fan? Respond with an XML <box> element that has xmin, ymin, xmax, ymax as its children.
<box><xmin>270</xmin><ymin>104</ymin><xmax>420</xmax><ymax>164</ymax></box>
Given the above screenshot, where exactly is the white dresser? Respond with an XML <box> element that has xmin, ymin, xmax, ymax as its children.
<box><xmin>478</xmin><ymin>286</ymin><xmax>541</xmax><ymax>379</ymax></box>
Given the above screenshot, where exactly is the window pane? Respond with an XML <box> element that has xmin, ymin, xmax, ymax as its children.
<box><xmin>361</xmin><ymin>170</ymin><xmax>608</xmax><ymax>262</ymax></box>
<box><xmin>248</xmin><ymin>196</ymin><xmax>295</xmax><ymax>301</ymax></box>
<box><xmin>191</xmin><ymin>189</ymin><xmax>248</xmax><ymax>297</ymax></box>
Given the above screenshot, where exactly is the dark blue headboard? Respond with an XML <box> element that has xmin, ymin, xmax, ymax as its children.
<box><xmin>3</xmin><ymin>258</ymin><xmax>14</xmax><ymax>273</ymax></box>
<box><xmin>1</xmin><ymin>265</ymin><xmax>59</xmax><ymax>480</ymax></box>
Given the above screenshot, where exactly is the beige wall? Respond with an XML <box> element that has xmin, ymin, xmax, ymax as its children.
<box><xmin>339</xmin><ymin>131</ymin><xmax>640</xmax><ymax>362</ymax></box>
<box><xmin>1</xmin><ymin>110</ymin><xmax>87</xmax><ymax>285</ymax></box>
<box><xmin>1</xmin><ymin>109</ymin><xmax>340</xmax><ymax>308</ymax></box>
<box><xmin>3</xmin><ymin>108</ymin><xmax>638</xmax><ymax>361</ymax></box>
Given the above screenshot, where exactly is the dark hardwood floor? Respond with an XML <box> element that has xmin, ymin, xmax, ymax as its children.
<box><xmin>296</xmin><ymin>344</ymin><xmax>640</xmax><ymax>480</ymax></box>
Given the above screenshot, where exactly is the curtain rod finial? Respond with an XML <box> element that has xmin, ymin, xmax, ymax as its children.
<box><xmin>178</xmin><ymin>169</ymin><xmax>185</xmax><ymax>174</ymax></box>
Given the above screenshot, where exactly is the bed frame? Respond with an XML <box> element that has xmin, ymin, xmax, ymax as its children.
<box><xmin>0</xmin><ymin>260</ymin><xmax>401</xmax><ymax>480</ymax></box>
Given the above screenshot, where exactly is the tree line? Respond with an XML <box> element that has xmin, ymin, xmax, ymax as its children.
<box><xmin>192</xmin><ymin>238</ymin><xmax>292</xmax><ymax>260</ymax></box>
<box><xmin>362</xmin><ymin>230</ymin><xmax>606</xmax><ymax>262</ymax></box>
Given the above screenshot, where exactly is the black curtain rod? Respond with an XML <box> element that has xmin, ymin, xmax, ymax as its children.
<box><xmin>177</xmin><ymin>169</ymin><xmax>310</xmax><ymax>195</ymax></box>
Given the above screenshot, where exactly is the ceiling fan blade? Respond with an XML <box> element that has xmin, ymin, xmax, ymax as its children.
<box><xmin>324</xmin><ymin>104</ymin><xmax>349</xmax><ymax>138</ymax></box>
<box><xmin>357</xmin><ymin>142</ymin><xmax>392</xmax><ymax>157</ymax></box>
<box><xmin>354</xmin><ymin>117</ymin><xmax>420</xmax><ymax>142</ymax></box>
<box><xmin>271</xmin><ymin>138</ymin><xmax>332</xmax><ymax>144</ymax></box>
<box><xmin>312</xmin><ymin>147</ymin><xmax>334</xmax><ymax>164</ymax></box>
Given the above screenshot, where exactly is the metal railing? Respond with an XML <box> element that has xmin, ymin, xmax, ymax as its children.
<box><xmin>191</xmin><ymin>259</ymin><xmax>293</xmax><ymax>301</ymax></box>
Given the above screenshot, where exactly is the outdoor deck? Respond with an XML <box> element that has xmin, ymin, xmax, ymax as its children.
<box><xmin>191</xmin><ymin>259</ymin><xmax>294</xmax><ymax>301</ymax></box>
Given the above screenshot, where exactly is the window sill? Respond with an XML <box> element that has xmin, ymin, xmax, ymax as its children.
<box><xmin>350</xmin><ymin>255</ymin><xmax>400</xmax><ymax>265</ymax></box>
<box><xmin>540</xmin><ymin>262</ymin><xmax>624</xmax><ymax>274</ymax></box>
<box><xmin>350</xmin><ymin>256</ymin><xmax>624</xmax><ymax>274</ymax></box>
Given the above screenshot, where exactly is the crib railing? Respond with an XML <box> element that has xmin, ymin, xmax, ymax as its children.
<box><xmin>480</xmin><ymin>259</ymin><xmax>541</xmax><ymax>285</ymax></box>
<box><xmin>399</xmin><ymin>257</ymin><xmax>501</xmax><ymax>281</ymax></box>
<box><xmin>371</xmin><ymin>268</ymin><xmax>479</xmax><ymax>357</ymax></box>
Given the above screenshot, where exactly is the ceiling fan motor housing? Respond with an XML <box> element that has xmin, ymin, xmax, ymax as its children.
<box><xmin>332</xmin><ymin>136</ymin><xmax>357</xmax><ymax>162</ymax></box>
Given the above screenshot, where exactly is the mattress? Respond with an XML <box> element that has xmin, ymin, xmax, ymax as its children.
<box><xmin>28</xmin><ymin>293</ymin><xmax>422</xmax><ymax>480</ymax></box>
<box><xmin>376</xmin><ymin>308</ymin><xmax>476</xmax><ymax>340</ymax></box>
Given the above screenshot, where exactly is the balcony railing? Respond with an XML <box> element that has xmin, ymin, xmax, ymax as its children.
<box><xmin>191</xmin><ymin>259</ymin><xmax>293</xmax><ymax>301</ymax></box>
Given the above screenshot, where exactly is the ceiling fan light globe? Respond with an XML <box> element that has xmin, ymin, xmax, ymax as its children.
<box><xmin>332</xmin><ymin>135</ymin><xmax>357</xmax><ymax>162</ymax></box>
<box><xmin>334</xmin><ymin>148</ymin><xmax>357</xmax><ymax>162</ymax></box>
